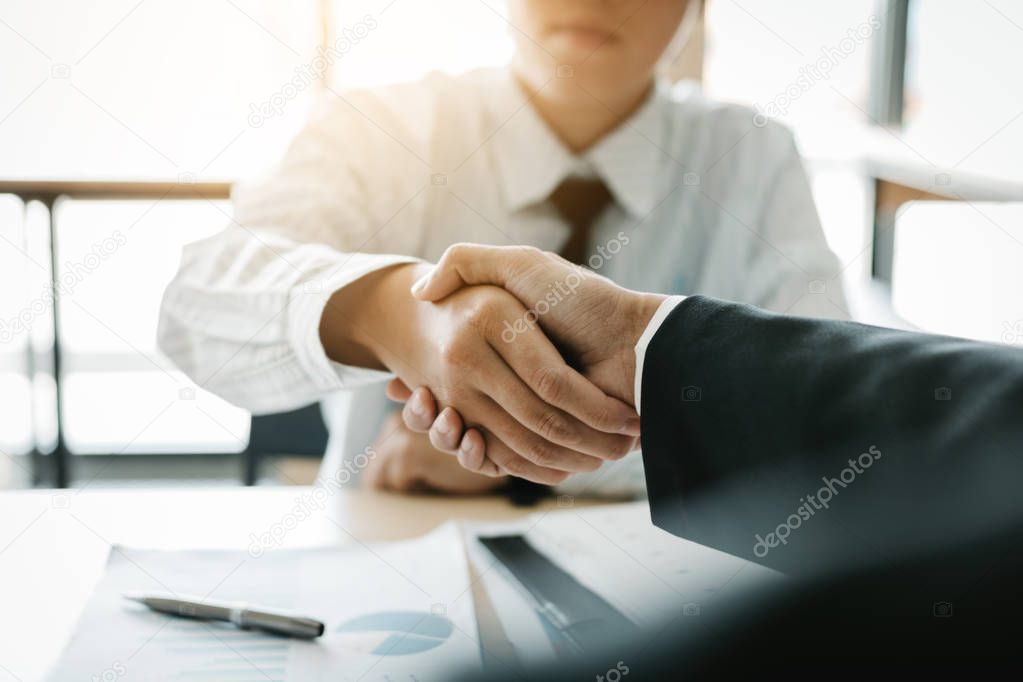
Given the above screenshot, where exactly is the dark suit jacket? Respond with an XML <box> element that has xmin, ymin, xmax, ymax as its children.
<box><xmin>641</xmin><ymin>296</ymin><xmax>1023</xmax><ymax>579</ymax></box>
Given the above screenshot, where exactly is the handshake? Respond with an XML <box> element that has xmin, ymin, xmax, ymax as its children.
<box><xmin>376</xmin><ymin>244</ymin><xmax>667</xmax><ymax>484</ymax></box>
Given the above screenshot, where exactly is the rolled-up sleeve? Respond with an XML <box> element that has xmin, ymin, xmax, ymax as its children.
<box><xmin>158</xmin><ymin>89</ymin><xmax>431</xmax><ymax>414</ymax></box>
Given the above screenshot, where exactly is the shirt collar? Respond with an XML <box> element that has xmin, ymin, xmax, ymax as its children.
<box><xmin>486</xmin><ymin>70</ymin><xmax>669</xmax><ymax>219</ymax></box>
<box><xmin>584</xmin><ymin>80</ymin><xmax>670</xmax><ymax>218</ymax></box>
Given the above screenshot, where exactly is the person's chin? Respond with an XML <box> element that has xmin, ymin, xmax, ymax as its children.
<box><xmin>541</xmin><ymin>24</ymin><xmax>627</xmax><ymax>61</ymax></box>
<box><xmin>547</xmin><ymin>26</ymin><xmax>617</xmax><ymax>53</ymax></box>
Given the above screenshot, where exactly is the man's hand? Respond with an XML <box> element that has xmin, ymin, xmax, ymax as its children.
<box><xmin>362</xmin><ymin>413</ymin><xmax>508</xmax><ymax>494</ymax></box>
<box><xmin>388</xmin><ymin>244</ymin><xmax>665</xmax><ymax>475</ymax></box>
<box><xmin>320</xmin><ymin>262</ymin><xmax>639</xmax><ymax>485</ymax></box>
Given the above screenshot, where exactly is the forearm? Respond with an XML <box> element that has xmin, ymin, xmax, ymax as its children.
<box><xmin>159</xmin><ymin>225</ymin><xmax>420</xmax><ymax>410</ymax></box>
<box><xmin>320</xmin><ymin>262</ymin><xmax>432</xmax><ymax>371</ymax></box>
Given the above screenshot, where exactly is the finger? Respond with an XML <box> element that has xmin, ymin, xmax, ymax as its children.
<box><xmin>448</xmin><ymin>342</ymin><xmax>590</xmax><ymax>462</ymax></box>
<box><xmin>471</xmin><ymin>392</ymin><xmax>603</xmax><ymax>473</ymax></box>
<box><xmin>477</xmin><ymin>327</ymin><xmax>637</xmax><ymax>457</ymax></box>
<box><xmin>456</xmin><ymin>428</ymin><xmax>492</xmax><ymax>473</ymax></box>
<box><xmin>386</xmin><ymin>377</ymin><xmax>413</xmax><ymax>402</ymax></box>
<box><xmin>401</xmin><ymin>386</ymin><xmax>437</xmax><ymax>432</ymax></box>
<box><xmin>476</xmin><ymin>429</ymin><xmax>570</xmax><ymax>485</ymax></box>
<box><xmin>411</xmin><ymin>243</ymin><xmax>531</xmax><ymax>301</ymax></box>
<box><xmin>428</xmin><ymin>407</ymin><xmax>464</xmax><ymax>453</ymax></box>
<box><xmin>455</xmin><ymin>428</ymin><xmax>490</xmax><ymax>472</ymax></box>
<box><xmin>491</xmin><ymin>321</ymin><xmax>640</xmax><ymax>440</ymax></box>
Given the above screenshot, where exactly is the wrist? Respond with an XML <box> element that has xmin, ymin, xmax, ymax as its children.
<box><xmin>320</xmin><ymin>262</ymin><xmax>431</xmax><ymax>369</ymax></box>
<box><xmin>615</xmin><ymin>292</ymin><xmax>667</xmax><ymax>405</ymax></box>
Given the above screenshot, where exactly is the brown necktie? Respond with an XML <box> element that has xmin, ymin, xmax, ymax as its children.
<box><xmin>549</xmin><ymin>177</ymin><xmax>613</xmax><ymax>266</ymax></box>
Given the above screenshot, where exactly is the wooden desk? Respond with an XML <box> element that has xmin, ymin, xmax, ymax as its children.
<box><xmin>0</xmin><ymin>487</ymin><xmax>583</xmax><ymax>682</ymax></box>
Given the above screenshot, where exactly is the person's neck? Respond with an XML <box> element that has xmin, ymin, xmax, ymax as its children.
<box><xmin>515</xmin><ymin>71</ymin><xmax>654</xmax><ymax>154</ymax></box>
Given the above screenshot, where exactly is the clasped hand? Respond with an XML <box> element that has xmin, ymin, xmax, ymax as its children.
<box><xmin>324</xmin><ymin>257</ymin><xmax>641</xmax><ymax>485</ymax></box>
<box><xmin>365</xmin><ymin>245</ymin><xmax>665</xmax><ymax>483</ymax></box>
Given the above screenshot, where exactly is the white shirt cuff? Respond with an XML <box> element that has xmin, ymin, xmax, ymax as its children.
<box><xmin>288</xmin><ymin>253</ymin><xmax>423</xmax><ymax>393</ymax></box>
<box><xmin>634</xmin><ymin>296</ymin><xmax>686</xmax><ymax>415</ymax></box>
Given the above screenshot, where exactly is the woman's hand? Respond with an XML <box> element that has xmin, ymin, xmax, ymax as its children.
<box><xmin>362</xmin><ymin>413</ymin><xmax>508</xmax><ymax>494</ymax></box>
<box><xmin>320</xmin><ymin>263</ymin><xmax>639</xmax><ymax>485</ymax></box>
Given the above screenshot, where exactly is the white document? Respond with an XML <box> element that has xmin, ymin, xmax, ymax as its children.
<box><xmin>523</xmin><ymin>502</ymin><xmax>783</xmax><ymax>629</ymax></box>
<box><xmin>466</xmin><ymin>502</ymin><xmax>783</xmax><ymax>646</ymax></box>
<box><xmin>47</xmin><ymin>523</ymin><xmax>481</xmax><ymax>682</ymax></box>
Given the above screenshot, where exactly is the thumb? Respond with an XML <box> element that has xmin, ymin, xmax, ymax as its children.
<box><xmin>410</xmin><ymin>243</ymin><xmax>516</xmax><ymax>301</ymax></box>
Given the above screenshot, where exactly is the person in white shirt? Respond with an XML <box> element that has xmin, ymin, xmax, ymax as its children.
<box><xmin>158</xmin><ymin>0</ymin><xmax>847</xmax><ymax>497</ymax></box>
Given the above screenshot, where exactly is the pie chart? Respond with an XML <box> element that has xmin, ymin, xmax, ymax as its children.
<box><xmin>333</xmin><ymin>611</ymin><xmax>454</xmax><ymax>656</ymax></box>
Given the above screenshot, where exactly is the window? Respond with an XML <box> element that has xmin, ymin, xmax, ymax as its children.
<box><xmin>0</xmin><ymin>0</ymin><xmax>320</xmax><ymax>465</ymax></box>
<box><xmin>702</xmin><ymin>0</ymin><xmax>878</xmax><ymax>277</ymax></box>
<box><xmin>891</xmin><ymin>0</ymin><xmax>1023</xmax><ymax>339</ymax></box>
<box><xmin>902</xmin><ymin>0</ymin><xmax>1023</xmax><ymax>177</ymax></box>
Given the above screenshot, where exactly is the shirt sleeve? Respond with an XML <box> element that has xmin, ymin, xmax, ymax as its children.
<box><xmin>634</xmin><ymin>296</ymin><xmax>687</xmax><ymax>416</ymax></box>
<box><xmin>743</xmin><ymin>128</ymin><xmax>850</xmax><ymax>321</ymax></box>
<box><xmin>158</xmin><ymin>89</ymin><xmax>434</xmax><ymax>415</ymax></box>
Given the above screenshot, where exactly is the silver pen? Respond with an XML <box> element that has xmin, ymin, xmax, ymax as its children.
<box><xmin>124</xmin><ymin>593</ymin><xmax>325</xmax><ymax>639</ymax></box>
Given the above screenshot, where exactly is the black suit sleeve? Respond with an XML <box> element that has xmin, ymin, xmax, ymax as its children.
<box><xmin>640</xmin><ymin>296</ymin><xmax>1023</xmax><ymax>576</ymax></box>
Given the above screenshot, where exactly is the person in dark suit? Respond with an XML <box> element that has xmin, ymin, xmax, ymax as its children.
<box><xmin>389</xmin><ymin>243</ymin><xmax>1023</xmax><ymax>670</ymax></box>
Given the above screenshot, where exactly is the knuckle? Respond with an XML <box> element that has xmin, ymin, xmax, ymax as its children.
<box><xmin>439</xmin><ymin>385</ymin><xmax>471</xmax><ymax>410</ymax></box>
<box><xmin>514</xmin><ymin>245</ymin><xmax>542</xmax><ymax>259</ymax></box>
<box><xmin>501</xmin><ymin>457</ymin><xmax>527</xmax><ymax>477</ymax></box>
<box><xmin>609</xmin><ymin>436</ymin><xmax>637</xmax><ymax>460</ymax></box>
<box><xmin>466</xmin><ymin>296</ymin><xmax>503</xmax><ymax>326</ymax></box>
<box><xmin>463</xmin><ymin>308</ymin><xmax>488</xmax><ymax>336</ymax></box>
<box><xmin>480</xmin><ymin>442</ymin><xmax>507</xmax><ymax>466</ymax></box>
<box><xmin>604</xmin><ymin>448</ymin><xmax>628</xmax><ymax>462</ymax></box>
<box><xmin>437</xmin><ymin>336</ymin><xmax>473</xmax><ymax>369</ymax></box>
<box><xmin>522</xmin><ymin>439</ymin><xmax>558</xmax><ymax>468</ymax></box>
<box><xmin>445</xmin><ymin>242</ymin><xmax>470</xmax><ymax>263</ymax></box>
<box><xmin>431</xmin><ymin>384</ymin><xmax>453</xmax><ymax>406</ymax></box>
<box><xmin>531</xmin><ymin>366</ymin><xmax>567</xmax><ymax>404</ymax></box>
<box><xmin>534</xmin><ymin>410</ymin><xmax>573</xmax><ymax>444</ymax></box>
<box><xmin>588</xmin><ymin>401</ymin><xmax>618</xmax><ymax>431</ymax></box>
<box><xmin>470</xmin><ymin>316</ymin><xmax>508</xmax><ymax>347</ymax></box>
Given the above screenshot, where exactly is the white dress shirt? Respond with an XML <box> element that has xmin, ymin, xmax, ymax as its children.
<box><xmin>158</xmin><ymin>67</ymin><xmax>848</xmax><ymax>497</ymax></box>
